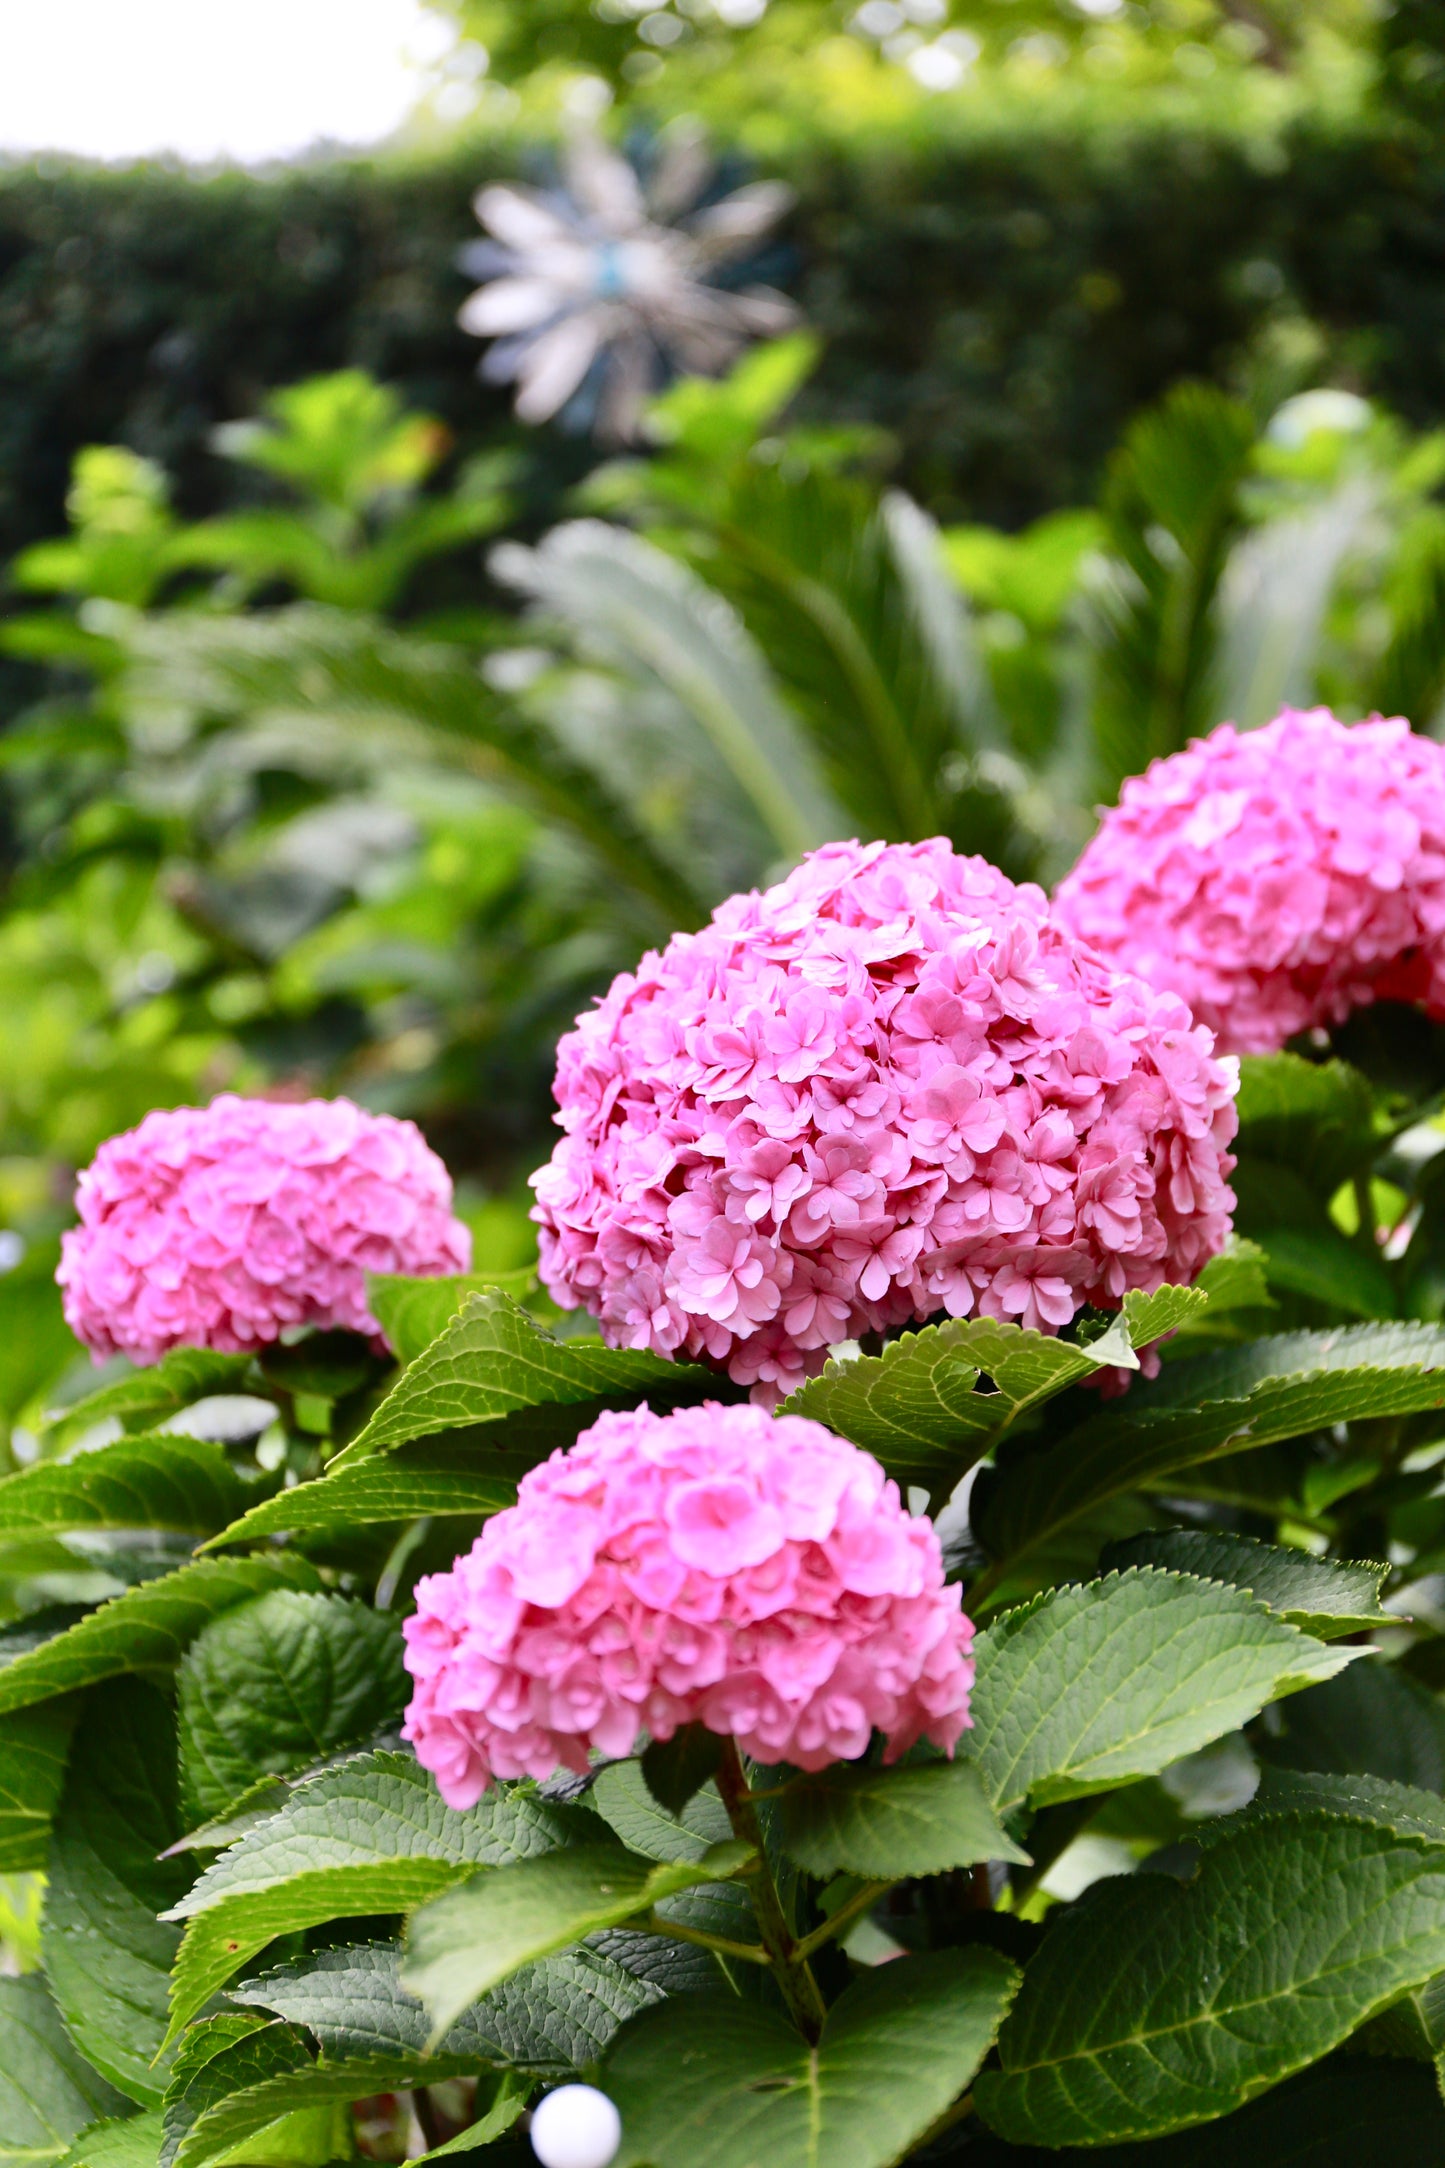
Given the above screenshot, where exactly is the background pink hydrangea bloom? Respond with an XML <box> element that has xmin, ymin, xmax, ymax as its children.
<box><xmin>530</xmin><ymin>838</ymin><xmax>1237</xmax><ymax>1401</ymax></box>
<box><xmin>58</xmin><ymin>1093</ymin><xmax>471</xmax><ymax>1362</ymax></box>
<box><xmin>402</xmin><ymin>1399</ymin><xmax>974</xmax><ymax>1802</ymax></box>
<box><xmin>1054</xmin><ymin>707</ymin><xmax>1445</xmax><ymax>1057</ymax></box>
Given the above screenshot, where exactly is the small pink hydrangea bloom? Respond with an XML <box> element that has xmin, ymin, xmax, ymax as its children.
<box><xmin>530</xmin><ymin>838</ymin><xmax>1237</xmax><ymax>1402</ymax></box>
<box><xmin>58</xmin><ymin>1093</ymin><xmax>471</xmax><ymax>1362</ymax></box>
<box><xmin>402</xmin><ymin>1399</ymin><xmax>974</xmax><ymax>1803</ymax></box>
<box><xmin>1054</xmin><ymin>707</ymin><xmax>1445</xmax><ymax>1057</ymax></box>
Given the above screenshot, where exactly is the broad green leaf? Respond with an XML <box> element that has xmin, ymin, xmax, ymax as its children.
<box><xmin>1101</xmin><ymin>1530</ymin><xmax>1390</xmax><ymax>1639</ymax></box>
<box><xmin>0</xmin><ymin>1975</ymin><xmax>130</xmax><ymax>2167</ymax></box>
<box><xmin>1062</xmin><ymin>2056</ymin><xmax>1445</xmax><ymax>2166</ymax></box>
<box><xmin>55</xmin><ymin>2112</ymin><xmax>165</xmax><ymax>2168</ymax></box>
<box><xmin>410</xmin><ymin>2088</ymin><xmax>525</xmax><ymax>2162</ymax></box>
<box><xmin>159</xmin><ymin>2022</ymin><xmax>347</xmax><ymax>2168</ymax></box>
<box><xmin>0</xmin><ymin>1556</ymin><xmax>320</xmax><ymax>1717</ymax></box>
<box><xmin>0</xmin><ymin>1608</ymin><xmax>89</xmax><ymax>1670</ymax></box>
<box><xmin>1255</xmin><ymin>1223</ymin><xmax>1398</xmax><ymax>1319</ymax></box>
<box><xmin>120</xmin><ymin>604</ymin><xmax>711</xmax><ymax>934</ymax></box>
<box><xmin>231</xmin><ymin>1937</ymin><xmax>659</xmax><ymax>2075</ymax></box>
<box><xmin>162</xmin><ymin>2015</ymin><xmax>272</xmax><ymax>2111</ymax></box>
<box><xmin>365</xmin><ymin>1270</ymin><xmax>537</xmax><ymax>1365</ymax></box>
<box><xmin>1172</xmin><ymin>1239</ymin><xmax>1273</xmax><ymax>1330</ymax></box>
<box><xmin>1259</xmin><ymin>1659</ymin><xmax>1445</xmax><ymax>1791</ymax></box>
<box><xmin>780</xmin><ymin>1286</ymin><xmax>1205</xmax><ymax>1489</ymax></box>
<box><xmin>402</xmin><ymin>1839</ymin><xmax>756</xmax><ymax>2040</ymax></box>
<box><xmin>1232</xmin><ymin>1053</ymin><xmax>1378</xmax><ymax>1205</ymax></box>
<box><xmin>590</xmin><ymin>1925</ymin><xmax>732</xmax><ymax>1999</ymax></box>
<box><xmin>0</xmin><ymin>1700</ymin><xmax>77</xmax><ymax>1871</ymax></box>
<box><xmin>640</xmin><ymin>1726</ymin><xmax>724</xmax><ymax>1819</ymax></box>
<box><xmin>176</xmin><ymin>1591</ymin><xmax>408</xmax><ymax>1820</ymax></box>
<box><xmin>0</xmin><ymin>1246</ymin><xmax>85</xmax><ymax>1427</ymax></box>
<box><xmin>778</xmin><ymin>1757</ymin><xmax>1028</xmax><ymax>1880</ymax></box>
<box><xmin>976</xmin><ymin>1808</ymin><xmax>1445</xmax><ymax>2147</ymax></box>
<box><xmin>163</xmin><ymin>1751</ymin><xmax>576</xmax><ymax>2035</ymax></box>
<box><xmin>1251</xmin><ymin>1767</ymin><xmax>1445</xmax><ymax>1843</ymax></box>
<box><xmin>203</xmin><ymin>1441</ymin><xmax>515</xmax><ymax>1550</ymax></box>
<box><xmin>968</xmin><ymin>1568</ymin><xmax>1355</xmax><ymax>1814</ymax></box>
<box><xmin>607</xmin><ymin>1947</ymin><xmax>1019</xmax><ymax>2168</ymax></box>
<box><xmin>494</xmin><ymin>521</ymin><xmax>847</xmax><ymax>862</ymax></box>
<box><xmin>41</xmin><ymin>1680</ymin><xmax>191</xmax><ymax>2104</ymax></box>
<box><xmin>591</xmin><ymin>1760</ymin><xmax>733</xmax><ymax>1864</ymax></box>
<box><xmin>0</xmin><ymin>1437</ymin><xmax>253</xmax><ymax>1544</ymax></box>
<box><xmin>52</xmin><ymin>1352</ymin><xmax>251</xmax><ymax>1437</ymax></box>
<box><xmin>332</xmin><ymin>1291</ymin><xmax>712</xmax><ymax>1466</ymax></box>
<box><xmin>168</xmin><ymin>2040</ymin><xmax>490</xmax><ymax>2168</ymax></box>
<box><xmin>973</xmin><ymin>1323</ymin><xmax>1445</xmax><ymax>1586</ymax></box>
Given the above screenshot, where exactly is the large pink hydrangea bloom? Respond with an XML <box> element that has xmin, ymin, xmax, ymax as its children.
<box><xmin>58</xmin><ymin>1094</ymin><xmax>471</xmax><ymax>1362</ymax></box>
<box><xmin>531</xmin><ymin>838</ymin><xmax>1237</xmax><ymax>1401</ymax></box>
<box><xmin>402</xmin><ymin>1399</ymin><xmax>974</xmax><ymax>1802</ymax></box>
<box><xmin>1054</xmin><ymin>708</ymin><xmax>1445</xmax><ymax>1057</ymax></box>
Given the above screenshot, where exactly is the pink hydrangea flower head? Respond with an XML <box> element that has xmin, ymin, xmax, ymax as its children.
<box><xmin>402</xmin><ymin>1398</ymin><xmax>975</xmax><ymax>1802</ymax></box>
<box><xmin>530</xmin><ymin>838</ymin><xmax>1237</xmax><ymax>1401</ymax></box>
<box><xmin>58</xmin><ymin>1093</ymin><xmax>471</xmax><ymax>1362</ymax></box>
<box><xmin>1054</xmin><ymin>708</ymin><xmax>1445</xmax><ymax>1056</ymax></box>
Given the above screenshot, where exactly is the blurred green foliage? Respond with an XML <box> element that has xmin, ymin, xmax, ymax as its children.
<box><xmin>8</xmin><ymin>86</ymin><xmax>1445</xmax><ymax>574</ymax></box>
<box><xmin>3</xmin><ymin>341</ymin><xmax>1445</xmax><ymax>1297</ymax></box>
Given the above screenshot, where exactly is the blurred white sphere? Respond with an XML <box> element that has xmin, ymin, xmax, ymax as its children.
<box><xmin>530</xmin><ymin>2086</ymin><xmax>622</xmax><ymax>2168</ymax></box>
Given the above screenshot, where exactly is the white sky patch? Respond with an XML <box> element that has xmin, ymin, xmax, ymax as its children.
<box><xmin>0</xmin><ymin>0</ymin><xmax>452</xmax><ymax>164</ymax></box>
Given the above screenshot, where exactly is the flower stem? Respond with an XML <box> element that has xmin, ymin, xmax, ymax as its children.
<box><xmin>715</xmin><ymin>1738</ymin><xmax>829</xmax><ymax>2043</ymax></box>
<box><xmin>638</xmin><ymin>1911</ymin><xmax>771</xmax><ymax>1965</ymax></box>
<box><xmin>793</xmin><ymin>1879</ymin><xmax>895</xmax><ymax>1963</ymax></box>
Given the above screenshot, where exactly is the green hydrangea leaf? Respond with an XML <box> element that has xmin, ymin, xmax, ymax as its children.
<box><xmin>607</xmin><ymin>1947</ymin><xmax>1019</xmax><ymax>2168</ymax></box>
<box><xmin>230</xmin><ymin>1937</ymin><xmax>659</xmax><ymax>2075</ymax></box>
<box><xmin>365</xmin><ymin>1271</ymin><xmax>538</xmax><ymax>1365</ymax></box>
<box><xmin>0</xmin><ymin>1976</ymin><xmax>130</xmax><ymax>2167</ymax></box>
<box><xmin>202</xmin><ymin>1442</ymin><xmax>515</xmax><ymax>1550</ymax></box>
<box><xmin>176</xmin><ymin>1590</ymin><xmax>408</xmax><ymax>1820</ymax></box>
<box><xmin>52</xmin><ymin>1353</ymin><xmax>252</xmax><ymax>1438</ymax></box>
<box><xmin>0</xmin><ymin>1556</ymin><xmax>320</xmax><ymax>1718</ymax></box>
<box><xmin>0</xmin><ymin>1437</ymin><xmax>254</xmax><ymax>1544</ymax></box>
<box><xmin>402</xmin><ymin>1840</ymin><xmax>756</xmax><ymax>2041</ymax></box>
<box><xmin>973</xmin><ymin>1323</ymin><xmax>1445</xmax><ymax>1588</ymax></box>
<box><xmin>1100</xmin><ymin>1530</ymin><xmax>1390</xmax><ymax>1639</ymax></box>
<box><xmin>0</xmin><ymin>1698</ymin><xmax>78</xmax><ymax>1871</ymax></box>
<box><xmin>976</xmin><ymin>1808</ymin><xmax>1445</xmax><ymax>2147</ymax></box>
<box><xmin>331</xmin><ymin>1290</ymin><xmax>713</xmax><ymax>1467</ymax></box>
<box><xmin>777</xmin><ymin>1756</ymin><xmax>1028</xmax><ymax>1879</ymax></box>
<box><xmin>968</xmin><ymin>1567</ymin><xmax>1356</xmax><ymax>1813</ymax></box>
<box><xmin>41</xmin><ymin>1680</ymin><xmax>192</xmax><ymax>2104</ymax></box>
<box><xmin>162</xmin><ymin>1751</ymin><xmax>576</xmax><ymax>2038</ymax></box>
<box><xmin>780</xmin><ymin>1285</ymin><xmax>1205</xmax><ymax>1491</ymax></box>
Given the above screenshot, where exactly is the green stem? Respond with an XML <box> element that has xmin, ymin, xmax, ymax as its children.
<box><xmin>715</xmin><ymin>1739</ymin><xmax>829</xmax><ymax>2042</ymax></box>
<box><xmin>638</xmin><ymin>1911</ymin><xmax>770</xmax><ymax>1966</ymax></box>
<box><xmin>793</xmin><ymin>1880</ymin><xmax>896</xmax><ymax>1963</ymax></box>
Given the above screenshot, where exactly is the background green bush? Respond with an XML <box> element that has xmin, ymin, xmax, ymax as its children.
<box><xmin>6</xmin><ymin>100</ymin><xmax>1445</xmax><ymax>569</ymax></box>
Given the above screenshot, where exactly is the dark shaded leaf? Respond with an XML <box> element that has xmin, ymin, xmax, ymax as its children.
<box><xmin>41</xmin><ymin>1680</ymin><xmax>191</xmax><ymax>2104</ymax></box>
<box><xmin>778</xmin><ymin>1757</ymin><xmax>1027</xmax><ymax>1880</ymax></box>
<box><xmin>0</xmin><ymin>1556</ymin><xmax>320</xmax><ymax>1717</ymax></box>
<box><xmin>641</xmin><ymin>1728</ymin><xmax>724</xmax><ymax>1819</ymax></box>
<box><xmin>607</xmin><ymin>1948</ymin><xmax>1019</xmax><ymax>2168</ymax></box>
<box><xmin>0</xmin><ymin>1975</ymin><xmax>130</xmax><ymax>2166</ymax></box>
<box><xmin>176</xmin><ymin>1590</ymin><xmax>408</xmax><ymax>1820</ymax></box>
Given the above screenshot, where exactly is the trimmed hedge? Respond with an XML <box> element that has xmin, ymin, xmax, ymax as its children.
<box><xmin>2</xmin><ymin>109</ymin><xmax>1445</xmax><ymax>556</ymax></box>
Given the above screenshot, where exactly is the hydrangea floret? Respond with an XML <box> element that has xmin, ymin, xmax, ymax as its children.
<box><xmin>1054</xmin><ymin>707</ymin><xmax>1445</xmax><ymax>1057</ymax></box>
<box><xmin>402</xmin><ymin>1399</ymin><xmax>974</xmax><ymax>1806</ymax></box>
<box><xmin>531</xmin><ymin>838</ymin><xmax>1238</xmax><ymax>1400</ymax></box>
<box><xmin>58</xmin><ymin>1093</ymin><xmax>471</xmax><ymax>1362</ymax></box>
